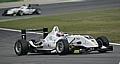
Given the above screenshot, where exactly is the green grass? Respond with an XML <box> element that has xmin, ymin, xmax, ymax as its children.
<box><xmin>0</xmin><ymin>8</ymin><xmax>120</xmax><ymax>43</ymax></box>
<box><xmin>0</xmin><ymin>0</ymin><xmax>21</xmax><ymax>3</ymax></box>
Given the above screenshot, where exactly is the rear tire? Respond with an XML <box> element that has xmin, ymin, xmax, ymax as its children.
<box><xmin>14</xmin><ymin>39</ymin><xmax>29</xmax><ymax>56</ymax></box>
<box><xmin>56</xmin><ymin>39</ymin><xmax>69</xmax><ymax>55</ymax></box>
<box><xmin>2</xmin><ymin>10</ymin><xmax>8</xmax><ymax>16</ymax></box>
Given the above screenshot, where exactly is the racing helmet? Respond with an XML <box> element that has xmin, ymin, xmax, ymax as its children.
<box><xmin>56</xmin><ymin>32</ymin><xmax>64</xmax><ymax>37</ymax></box>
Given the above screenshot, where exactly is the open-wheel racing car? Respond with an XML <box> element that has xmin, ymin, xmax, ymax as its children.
<box><xmin>2</xmin><ymin>4</ymin><xmax>41</xmax><ymax>16</ymax></box>
<box><xmin>14</xmin><ymin>26</ymin><xmax>113</xmax><ymax>56</ymax></box>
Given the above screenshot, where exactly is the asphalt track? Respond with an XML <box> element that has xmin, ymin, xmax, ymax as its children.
<box><xmin>0</xmin><ymin>0</ymin><xmax>120</xmax><ymax>64</ymax></box>
<box><xmin>0</xmin><ymin>0</ymin><xmax>120</xmax><ymax>21</ymax></box>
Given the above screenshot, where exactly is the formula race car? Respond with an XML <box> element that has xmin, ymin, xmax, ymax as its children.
<box><xmin>14</xmin><ymin>26</ymin><xmax>113</xmax><ymax>56</ymax></box>
<box><xmin>2</xmin><ymin>4</ymin><xmax>41</xmax><ymax>16</ymax></box>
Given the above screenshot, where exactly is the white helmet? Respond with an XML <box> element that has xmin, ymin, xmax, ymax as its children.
<box><xmin>56</xmin><ymin>32</ymin><xmax>64</xmax><ymax>37</ymax></box>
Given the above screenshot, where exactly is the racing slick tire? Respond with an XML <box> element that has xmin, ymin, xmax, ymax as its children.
<box><xmin>14</xmin><ymin>39</ymin><xmax>29</xmax><ymax>56</ymax></box>
<box><xmin>2</xmin><ymin>9</ymin><xmax>8</xmax><ymax>16</ymax></box>
<box><xmin>34</xmin><ymin>9</ymin><xmax>41</xmax><ymax>15</ymax></box>
<box><xmin>17</xmin><ymin>10</ymin><xmax>24</xmax><ymax>16</ymax></box>
<box><xmin>96</xmin><ymin>36</ymin><xmax>110</xmax><ymax>53</ymax></box>
<box><xmin>56</xmin><ymin>39</ymin><xmax>69</xmax><ymax>55</ymax></box>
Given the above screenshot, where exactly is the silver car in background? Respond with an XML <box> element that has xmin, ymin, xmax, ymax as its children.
<box><xmin>2</xmin><ymin>4</ymin><xmax>41</xmax><ymax>16</ymax></box>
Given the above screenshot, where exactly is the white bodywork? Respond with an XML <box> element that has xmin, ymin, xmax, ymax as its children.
<box><xmin>67</xmin><ymin>35</ymin><xmax>98</xmax><ymax>47</ymax></box>
<box><xmin>29</xmin><ymin>26</ymin><xmax>99</xmax><ymax>51</ymax></box>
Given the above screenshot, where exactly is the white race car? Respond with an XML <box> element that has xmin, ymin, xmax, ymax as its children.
<box><xmin>14</xmin><ymin>26</ymin><xmax>113</xmax><ymax>56</ymax></box>
<box><xmin>2</xmin><ymin>5</ymin><xmax>41</xmax><ymax>16</ymax></box>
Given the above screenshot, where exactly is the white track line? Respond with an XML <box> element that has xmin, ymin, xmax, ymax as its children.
<box><xmin>0</xmin><ymin>28</ymin><xmax>43</xmax><ymax>34</ymax></box>
<box><xmin>0</xmin><ymin>28</ymin><xmax>21</xmax><ymax>32</ymax></box>
<box><xmin>110</xmin><ymin>43</ymin><xmax>120</xmax><ymax>46</ymax></box>
<box><xmin>0</xmin><ymin>27</ymin><xmax>120</xmax><ymax>45</ymax></box>
<box><xmin>64</xmin><ymin>0</ymin><xmax>85</xmax><ymax>2</ymax></box>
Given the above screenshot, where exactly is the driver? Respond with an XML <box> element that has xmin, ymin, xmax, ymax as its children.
<box><xmin>20</xmin><ymin>4</ymin><xmax>28</xmax><ymax>9</ymax></box>
<box><xmin>56</xmin><ymin>32</ymin><xmax>64</xmax><ymax>37</ymax></box>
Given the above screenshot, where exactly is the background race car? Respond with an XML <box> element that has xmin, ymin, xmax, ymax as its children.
<box><xmin>2</xmin><ymin>4</ymin><xmax>41</xmax><ymax>16</ymax></box>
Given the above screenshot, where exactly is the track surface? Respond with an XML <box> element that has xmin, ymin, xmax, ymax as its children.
<box><xmin>0</xmin><ymin>30</ymin><xmax>120</xmax><ymax>64</ymax></box>
<box><xmin>0</xmin><ymin>0</ymin><xmax>120</xmax><ymax>21</ymax></box>
<box><xmin>0</xmin><ymin>0</ymin><xmax>120</xmax><ymax>64</ymax></box>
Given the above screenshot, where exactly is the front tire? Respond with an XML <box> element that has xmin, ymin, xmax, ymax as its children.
<box><xmin>96</xmin><ymin>36</ymin><xmax>110</xmax><ymax>53</ymax></box>
<box><xmin>34</xmin><ymin>9</ymin><xmax>41</xmax><ymax>15</ymax></box>
<box><xmin>14</xmin><ymin>39</ymin><xmax>29</xmax><ymax>56</ymax></box>
<box><xmin>56</xmin><ymin>39</ymin><xmax>69</xmax><ymax>55</ymax></box>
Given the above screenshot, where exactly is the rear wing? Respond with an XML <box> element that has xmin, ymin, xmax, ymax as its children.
<box><xmin>21</xmin><ymin>27</ymin><xmax>48</xmax><ymax>40</ymax></box>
